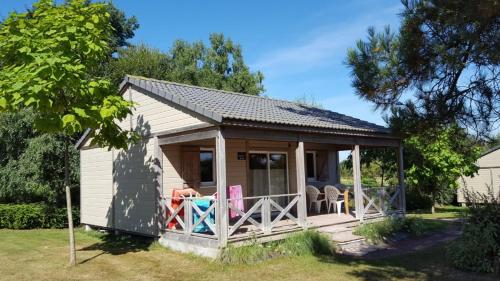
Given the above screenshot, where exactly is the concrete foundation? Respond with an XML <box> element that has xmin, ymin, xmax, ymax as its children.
<box><xmin>159</xmin><ymin>237</ymin><xmax>220</xmax><ymax>258</ymax></box>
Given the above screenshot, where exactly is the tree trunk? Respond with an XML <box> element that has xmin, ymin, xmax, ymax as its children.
<box><xmin>380</xmin><ymin>166</ymin><xmax>385</xmax><ymax>187</ymax></box>
<box><xmin>65</xmin><ymin>137</ymin><xmax>76</xmax><ymax>266</ymax></box>
<box><xmin>431</xmin><ymin>193</ymin><xmax>436</xmax><ymax>214</ymax></box>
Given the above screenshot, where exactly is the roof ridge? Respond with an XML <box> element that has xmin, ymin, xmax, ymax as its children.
<box><xmin>125</xmin><ymin>74</ymin><xmax>324</xmax><ymax>109</ymax></box>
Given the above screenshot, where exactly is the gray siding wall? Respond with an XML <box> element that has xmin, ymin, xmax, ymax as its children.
<box><xmin>80</xmin><ymin>84</ymin><xmax>208</xmax><ymax>236</ymax></box>
<box><xmin>458</xmin><ymin>149</ymin><xmax>500</xmax><ymax>203</ymax></box>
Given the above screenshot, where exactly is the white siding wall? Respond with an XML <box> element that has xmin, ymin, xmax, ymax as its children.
<box><xmin>80</xmin><ymin>85</ymin><xmax>209</xmax><ymax>236</ymax></box>
<box><xmin>458</xmin><ymin>149</ymin><xmax>500</xmax><ymax>203</ymax></box>
<box><xmin>80</xmin><ymin>147</ymin><xmax>113</xmax><ymax>227</ymax></box>
<box><xmin>118</xmin><ymin>87</ymin><xmax>207</xmax><ymax>134</ymax></box>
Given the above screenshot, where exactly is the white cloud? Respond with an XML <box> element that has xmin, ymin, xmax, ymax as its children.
<box><xmin>252</xmin><ymin>28</ymin><xmax>352</xmax><ymax>73</ymax></box>
<box><xmin>251</xmin><ymin>5</ymin><xmax>400</xmax><ymax>78</ymax></box>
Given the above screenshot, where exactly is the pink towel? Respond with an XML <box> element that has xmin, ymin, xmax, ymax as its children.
<box><xmin>228</xmin><ymin>185</ymin><xmax>244</xmax><ymax>219</ymax></box>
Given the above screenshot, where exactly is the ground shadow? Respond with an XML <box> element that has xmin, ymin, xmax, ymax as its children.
<box><xmin>78</xmin><ymin>232</ymin><xmax>155</xmax><ymax>264</ymax></box>
<box><xmin>315</xmin><ymin>240</ymin><xmax>498</xmax><ymax>281</ymax></box>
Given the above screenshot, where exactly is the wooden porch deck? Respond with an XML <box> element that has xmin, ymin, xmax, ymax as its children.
<box><xmin>159</xmin><ymin>210</ymin><xmax>386</xmax><ymax>257</ymax></box>
<box><xmin>227</xmin><ymin>212</ymin><xmax>373</xmax><ymax>243</ymax></box>
<box><xmin>228</xmin><ymin>210</ymin><xmax>388</xmax><ymax>242</ymax></box>
<box><xmin>308</xmin><ymin>213</ymin><xmax>359</xmax><ymax>227</ymax></box>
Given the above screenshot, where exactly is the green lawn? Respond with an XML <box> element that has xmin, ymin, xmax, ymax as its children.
<box><xmin>407</xmin><ymin>205</ymin><xmax>467</xmax><ymax>220</ymax></box>
<box><xmin>0</xmin><ymin>228</ymin><xmax>496</xmax><ymax>281</ymax></box>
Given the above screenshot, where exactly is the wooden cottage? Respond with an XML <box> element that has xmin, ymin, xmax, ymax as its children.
<box><xmin>76</xmin><ymin>75</ymin><xmax>406</xmax><ymax>257</ymax></box>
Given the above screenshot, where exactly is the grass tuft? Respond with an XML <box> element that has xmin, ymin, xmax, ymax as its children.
<box><xmin>353</xmin><ymin>217</ymin><xmax>447</xmax><ymax>244</ymax></box>
<box><xmin>218</xmin><ymin>230</ymin><xmax>334</xmax><ymax>264</ymax></box>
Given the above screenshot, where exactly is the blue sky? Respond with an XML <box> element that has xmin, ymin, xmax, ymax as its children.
<box><xmin>1</xmin><ymin>0</ymin><xmax>402</xmax><ymax>127</ymax></box>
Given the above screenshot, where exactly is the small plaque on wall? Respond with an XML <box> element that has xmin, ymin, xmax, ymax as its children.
<box><xmin>237</xmin><ymin>152</ymin><xmax>246</xmax><ymax>160</ymax></box>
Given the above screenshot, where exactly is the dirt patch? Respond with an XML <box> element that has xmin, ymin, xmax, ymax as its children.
<box><xmin>361</xmin><ymin>222</ymin><xmax>462</xmax><ymax>260</ymax></box>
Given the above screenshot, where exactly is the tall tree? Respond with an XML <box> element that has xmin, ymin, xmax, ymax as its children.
<box><xmin>108</xmin><ymin>33</ymin><xmax>265</xmax><ymax>95</ymax></box>
<box><xmin>294</xmin><ymin>93</ymin><xmax>324</xmax><ymax>109</ymax></box>
<box><xmin>107</xmin><ymin>44</ymin><xmax>170</xmax><ymax>86</ymax></box>
<box><xmin>0</xmin><ymin>110</ymin><xmax>79</xmax><ymax>205</ymax></box>
<box><xmin>0</xmin><ymin>0</ymin><xmax>136</xmax><ymax>265</ymax></box>
<box><xmin>343</xmin><ymin>148</ymin><xmax>397</xmax><ymax>187</ymax></box>
<box><xmin>0</xmin><ymin>1</ymin><xmax>138</xmax><ymax>207</ymax></box>
<box><xmin>388</xmin><ymin>108</ymin><xmax>481</xmax><ymax>210</ymax></box>
<box><xmin>346</xmin><ymin>0</ymin><xmax>499</xmax><ymax>138</ymax></box>
<box><xmin>104</xmin><ymin>1</ymin><xmax>139</xmax><ymax>53</ymax></box>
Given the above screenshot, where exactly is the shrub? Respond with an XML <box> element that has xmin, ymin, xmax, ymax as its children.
<box><xmin>0</xmin><ymin>203</ymin><xmax>79</xmax><ymax>229</ymax></box>
<box><xmin>275</xmin><ymin>230</ymin><xmax>334</xmax><ymax>256</ymax></box>
<box><xmin>448</xmin><ymin>187</ymin><xmax>500</xmax><ymax>274</ymax></box>
<box><xmin>405</xmin><ymin>186</ymin><xmax>433</xmax><ymax>211</ymax></box>
<box><xmin>218</xmin><ymin>230</ymin><xmax>334</xmax><ymax>264</ymax></box>
<box><xmin>354</xmin><ymin>216</ymin><xmax>447</xmax><ymax>244</ymax></box>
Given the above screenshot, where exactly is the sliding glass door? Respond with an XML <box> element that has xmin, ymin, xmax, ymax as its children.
<box><xmin>249</xmin><ymin>152</ymin><xmax>289</xmax><ymax>206</ymax></box>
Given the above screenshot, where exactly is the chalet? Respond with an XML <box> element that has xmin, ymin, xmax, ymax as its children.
<box><xmin>76</xmin><ymin>75</ymin><xmax>406</xmax><ymax>257</ymax></box>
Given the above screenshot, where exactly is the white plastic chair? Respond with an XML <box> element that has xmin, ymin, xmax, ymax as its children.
<box><xmin>324</xmin><ymin>185</ymin><xmax>344</xmax><ymax>216</ymax></box>
<box><xmin>306</xmin><ymin>185</ymin><xmax>326</xmax><ymax>213</ymax></box>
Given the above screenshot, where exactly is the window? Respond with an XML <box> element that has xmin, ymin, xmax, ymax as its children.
<box><xmin>200</xmin><ymin>148</ymin><xmax>215</xmax><ymax>186</ymax></box>
<box><xmin>306</xmin><ymin>151</ymin><xmax>316</xmax><ymax>181</ymax></box>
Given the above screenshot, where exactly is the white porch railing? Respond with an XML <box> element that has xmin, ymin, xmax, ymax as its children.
<box><xmin>161</xmin><ymin>193</ymin><xmax>303</xmax><ymax>240</ymax></box>
<box><xmin>162</xmin><ymin>196</ymin><xmax>218</xmax><ymax>239</ymax></box>
<box><xmin>227</xmin><ymin>193</ymin><xmax>302</xmax><ymax>238</ymax></box>
<box><xmin>359</xmin><ymin>186</ymin><xmax>403</xmax><ymax>218</ymax></box>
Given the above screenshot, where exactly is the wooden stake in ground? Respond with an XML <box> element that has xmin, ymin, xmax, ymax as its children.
<box><xmin>65</xmin><ymin>138</ymin><xmax>76</xmax><ymax>266</ymax></box>
<box><xmin>66</xmin><ymin>185</ymin><xmax>76</xmax><ymax>266</ymax></box>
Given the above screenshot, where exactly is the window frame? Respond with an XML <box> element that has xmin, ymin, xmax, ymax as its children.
<box><xmin>199</xmin><ymin>147</ymin><xmax>216</xmax><ymax>187</ymax></box>
<box><xmin>306</xmin><ymin>151</ymin><xmax>317</xmax><ymax>182</ymax></box>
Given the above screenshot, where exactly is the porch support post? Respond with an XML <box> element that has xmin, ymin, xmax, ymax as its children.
<box><xmin>352</xmin><ymin>144</ymin><xmax>364</xmax><ymax>222</ymax></box>
<box><xmin>397</xmin><ymin>144</ymin><xmax>406</xmax><ymax>215</ymax></box>
<box><xmin>295</xmin><ymin>141</ymin><xmax>307</xmax><ymax>228</ymax></box>
<box><xmin>216</xmin><ymin>129</ymin><xmax>228</xmax><ymax>247</ymax></box>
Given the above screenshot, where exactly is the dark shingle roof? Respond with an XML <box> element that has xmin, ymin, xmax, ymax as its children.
<box><xmin>120</xmin><ymin>75</ymin><xmax>389</xmax><ymax>134</ymax></box>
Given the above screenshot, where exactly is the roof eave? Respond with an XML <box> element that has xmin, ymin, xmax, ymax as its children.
<box><xmin>75</xmin><ymin>128</ymin><xmax>92</xmax><ymax>150</ymax></box>
<box><xmin>221</xmin><ymin>119</ymin><xmax>398</xmax><ymax>139</ymax></box>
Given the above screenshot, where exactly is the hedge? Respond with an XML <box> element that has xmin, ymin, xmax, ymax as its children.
<box><xmin>0</xmin><ymin>203</ymin><xmax>79</xmax><ymax>229</ymax></box>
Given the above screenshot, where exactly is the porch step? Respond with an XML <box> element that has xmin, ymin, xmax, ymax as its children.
<box><xmin>336</xmin><ymin>239</ymin><xmax>383</xmax><ymax>256</ymax></box>
<box><xmin>318</xmin><ymin>226</ymin><xmax>364</xmax><ymax>243</ymax></box>
<box><xmin>317</xmin><ymin>224</ymin><xmax>382</xmax><ymax>256</ymax></box>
